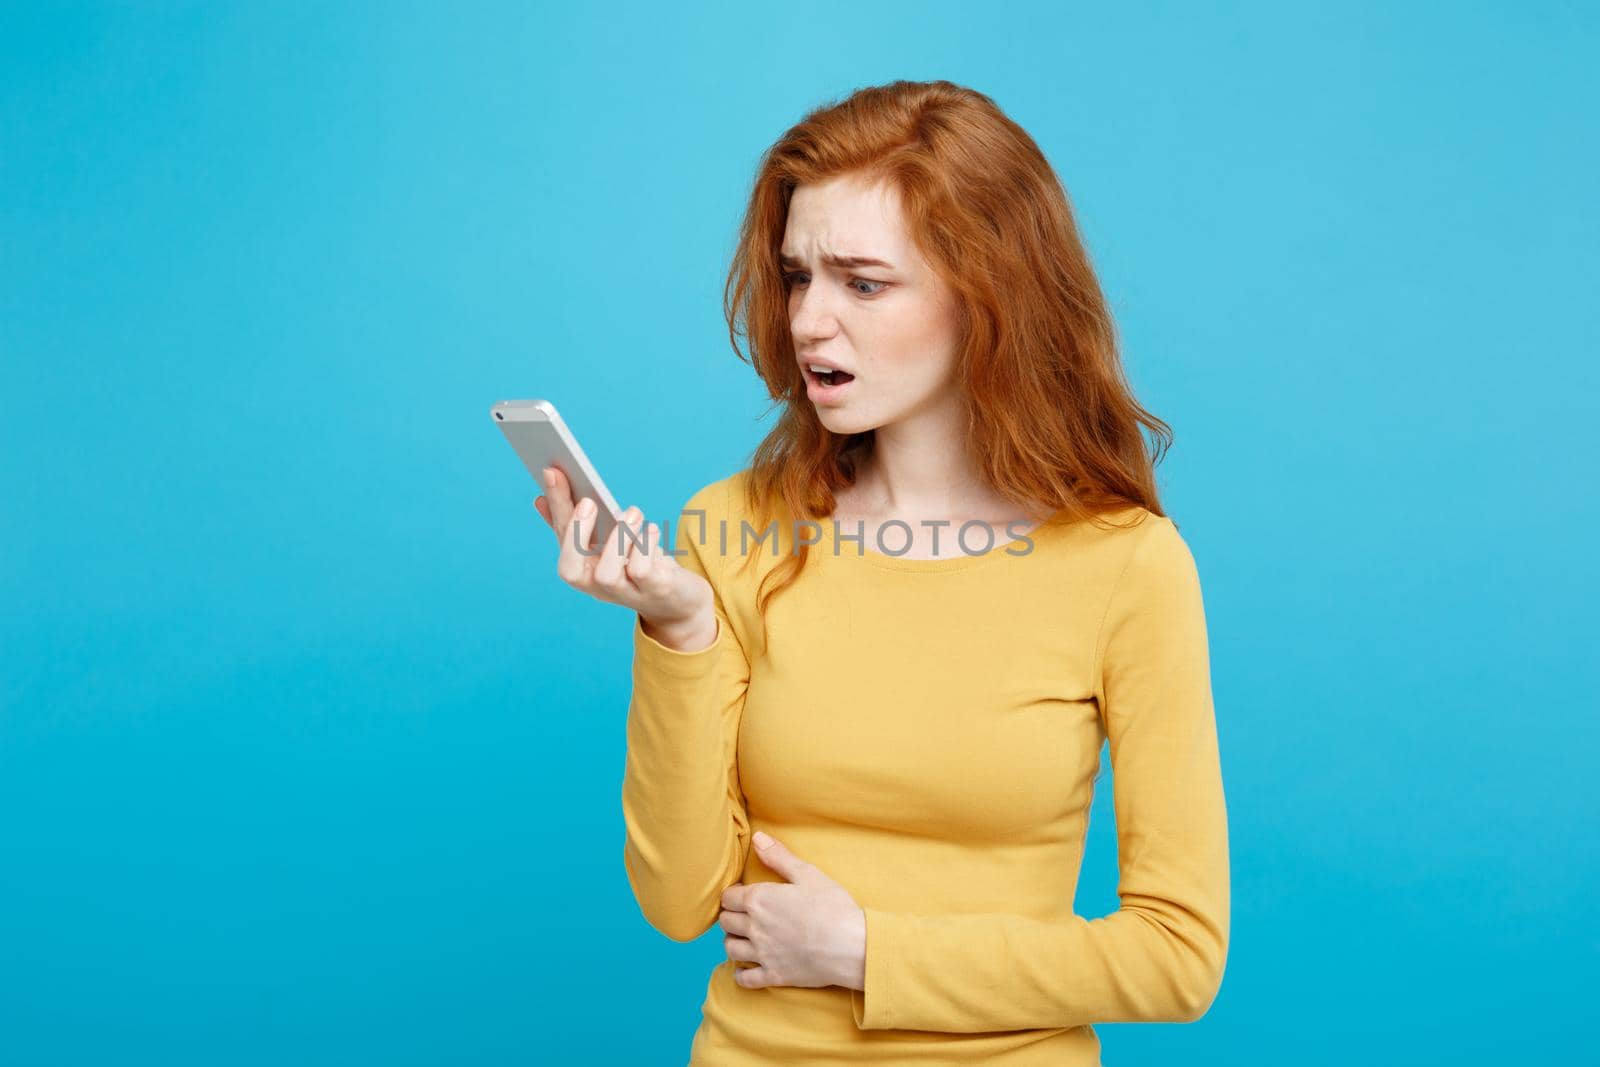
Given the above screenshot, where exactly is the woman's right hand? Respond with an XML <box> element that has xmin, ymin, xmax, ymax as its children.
<box><xmin>532</xmin><ymin>465</ymin><xmax>718</xmax><ymax>652</ymax></box>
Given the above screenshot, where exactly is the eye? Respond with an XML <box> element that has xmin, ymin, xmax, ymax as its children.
<box><xmin>782</xmin><ymin>270</ymin><xmax>887</xmax><ymax>297</ymax></box>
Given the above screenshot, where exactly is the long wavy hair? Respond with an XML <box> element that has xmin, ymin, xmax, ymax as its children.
<box><xmin>722</xmin><ymin>78</ymin><xmax>1173</xmax><ymax>627</ymax></box>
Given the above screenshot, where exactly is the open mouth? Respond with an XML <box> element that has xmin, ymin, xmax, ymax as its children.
<box><xmin>806</xmin><ymin>365</ymin><xmax>856</xmax><ymax>387</ymax></box>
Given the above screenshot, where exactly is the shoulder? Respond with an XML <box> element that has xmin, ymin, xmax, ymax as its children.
<box><xmin>1091</xmin><ymin>508</ymin><xmax>1209</xmax><ymax>679</ymax></box>
<box><xmin>1059</xmin><ymin>502</ymin><xmax>1183</xmax><ymax>568</ymax></box>
<box><xmin>1063</xmin><ymin>504</ymin><xmax>1203</xmax><ymax>612</ymax></box>
<box><xmin>672</xmin><ymin>470</ymin><xmax>762</xmax><ymax>558</ymax></box>
<box><xmin>1099</xmin><ymin>507</ymin><xmax>1205</xmax><ymax>621</ymax></box>
<box><xmin>682</xmin><ymin>468</ymin><xmax>779</xmax><ymax>527</ymax></box>
<box><xmin>678</xmin><ymin>470</ymin><xmax>744</xmax><ymax>520</ymax></box>
<box><xmin>1118</xmin><ymin>506</ymin><xmax>1195</xmax><ymax>571</ymax></box>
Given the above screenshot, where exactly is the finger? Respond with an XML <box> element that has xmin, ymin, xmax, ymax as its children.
<box><xmin>752</xmin><ymin>834</ymin><xmax>819</xmax><ymax>886</ymax></box>
<box><xmin>647</xmin><ymin>515</ymin><xmax>669</xmax><ymax>562</ymax></box>
<box><xmin>554</xmin><ymin>498</ymin><xmax>582</xmax><ymax>582</ymax></box>
<box><xmin>625</xmin><ymin>520</ymin><xmax>672</xmax><ymax>592</ymax></box>
<box><xmin>574</xmin><ymin>498</ymin><xmax>601</xmax><ymax>561</ymax></box>
<box><xmin>719</xmin><ymin>885</ymin><xmax>748</xmax><ymax>912</ymax></box>
<box><xmin>532</xmin><ymin>495</ymin><xmax>553</xmax><ymax>530</ymax></box>
<box><xmin>556</xmin><ymin>497</ymin><xmax>599</xmax><ymax>586</ymax></box>
<box><xmin>651</xmin><ymin>513</ymin><xmax>693</xmax><ymax>569</ymax></box>
<box><xmin>593</xmin><ymin>506</ymin><xmax>644</xmax><ymax>589</ymax></box>
<box><xmin>628</xmin><ymin>514</ymin><xmax>654</xmax><ymax>563</ymax></box>
<box><xmin>717</xmin><ymin>909</ymin><xmax>752</xmax><ymax>937</ymax></box>
<box><xmin>733</xmin><ymin>965</ymin><xmax>773</xmax><ymax>989</ymax></box>
<box><xmin>722</xmin><ymin>935</ymin><xmax>758</xmax><ymax>964</ymax></box>
<box><xmin>543</xmin><ymin>467</ymin><xmax>574</xmax><ymax>530</ymax></box>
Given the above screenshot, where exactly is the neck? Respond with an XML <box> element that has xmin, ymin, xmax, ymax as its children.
<box><xmin>851</xmin><ymin>396</ymin><xmax>1010</xmax><ymax>521</ymax></box>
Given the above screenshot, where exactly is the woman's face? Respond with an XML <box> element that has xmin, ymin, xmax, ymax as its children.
<box><xmin>781</xmin><ymin>173</ymin><xmax>963</xmax><ymax>436</ymax></box>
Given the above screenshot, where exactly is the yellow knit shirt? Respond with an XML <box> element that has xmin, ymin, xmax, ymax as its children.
<box><xmin>621</xmin><ymin>470</ymin><xmax>1230</xmax><ymax>1065</ymax></box>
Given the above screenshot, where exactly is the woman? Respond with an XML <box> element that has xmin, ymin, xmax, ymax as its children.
<box><xmin>535</xmin><ymin>79</ymin><xmax>1229</xmax><ymax>1066</ymax></box>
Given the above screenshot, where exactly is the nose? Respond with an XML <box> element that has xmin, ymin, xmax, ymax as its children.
<box><xmin>790</xmin><ymin>280</ymin><xmax>839</xmax><ymax>344</ymax></box>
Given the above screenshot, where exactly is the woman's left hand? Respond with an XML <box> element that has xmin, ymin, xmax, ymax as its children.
<box><xmin>718</xmin><ymin>831</ymin><xmax>867</xmax><ymax>991</ymax></box>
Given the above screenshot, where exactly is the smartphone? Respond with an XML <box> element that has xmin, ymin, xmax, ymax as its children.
<box><xmin>491</xmin><ymin>399</ymin><xmax>623</xmax><ymax>547</ymax></box>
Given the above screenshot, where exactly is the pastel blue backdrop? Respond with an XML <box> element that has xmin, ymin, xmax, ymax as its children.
<box><xmin>3</xmin><ymin>2</ymin><xmax>1595</xmax><ymax>1064</ymax></box>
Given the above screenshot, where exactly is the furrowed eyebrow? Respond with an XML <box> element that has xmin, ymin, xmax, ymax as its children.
<box><xmin>779</xmin><ymin>251</ymin><xmax>896</xmax><ymax>270</ymax></box>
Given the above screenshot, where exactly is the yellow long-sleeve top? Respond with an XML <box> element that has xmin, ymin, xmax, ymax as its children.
<box><xmin>621</xmin><ymin>470</ymin><xmax>1229</xmax><ymax>1065</ymax></box>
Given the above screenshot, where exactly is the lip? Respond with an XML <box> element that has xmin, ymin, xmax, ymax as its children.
<box><xmin>799</xmin><ymin>355</ymin><xmax>853</xmax><ymax>375</ymax></box>
<box><xmin>802</xmin><ymin>361</ymin><xmax>856</xmax><ymax>404</ymax></box>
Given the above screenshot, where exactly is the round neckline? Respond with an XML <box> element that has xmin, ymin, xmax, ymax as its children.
<box><xmin>818</xmin><ymin>506</ymin><xmax>1071</xmax><ymax>573</ymax></box>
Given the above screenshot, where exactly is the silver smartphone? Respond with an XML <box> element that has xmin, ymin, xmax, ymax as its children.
<box><xmin>491</xmin><ymin>399</ymin><xmax>623</xmax><ymax>547</ymax></box>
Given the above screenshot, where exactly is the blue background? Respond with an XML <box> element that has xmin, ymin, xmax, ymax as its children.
<box><xmin>3</xmin><ymin>2</ymin><xmax>1595</xmax><ymax>1063</ymax></box>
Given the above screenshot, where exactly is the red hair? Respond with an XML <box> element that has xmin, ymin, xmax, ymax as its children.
<box><xmin>721</xmin><ymin>79</ymin><xmax>1172</xmax><ymax>623</ymax></box>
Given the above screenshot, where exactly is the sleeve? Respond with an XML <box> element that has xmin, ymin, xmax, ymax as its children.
<box><xmin>848</xmin><ymin>515</ymin><xmax>1230</xmax><ymax>1031</ymax></box>
<box><xmin>619</xmin><ymin>479</ymin><xmax>755</xmax><ymax>943</ymax></box>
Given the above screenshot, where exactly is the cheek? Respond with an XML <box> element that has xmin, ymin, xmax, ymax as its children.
<box><xmin>873</xmin><ymin>309</ymin><xmax>960</xmax><ymax>384</ymax></box>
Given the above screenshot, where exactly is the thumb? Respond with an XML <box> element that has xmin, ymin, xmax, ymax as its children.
<box><xmin>752</xmin><ymin>830</ymin><xmax>823</xmax><ymax>885</ymax></box>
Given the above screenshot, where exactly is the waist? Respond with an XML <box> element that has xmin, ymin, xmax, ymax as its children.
<box><xmin>688</xmin><ymin>960</ymin><xmax>1103</xmax><ymax>1065</ymax></box>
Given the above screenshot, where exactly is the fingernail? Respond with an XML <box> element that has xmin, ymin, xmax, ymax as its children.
<box><xmin>578</xmin><ymin>498</ymin><xmax>594</xmax><ymax>516</ymax></box>
<box><xmin>753</xmin><ymin>831</ymin><xmax>772</xmax><ymax>849</ymax></box>
<box><xmin>542</xmin><ymin>468</ymin><xmax>554</xmax><ymax>487</ymax></box>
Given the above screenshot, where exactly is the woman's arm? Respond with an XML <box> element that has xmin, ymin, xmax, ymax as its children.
<box><xmin>621</xmin><ymin>479</ymin><xmax>755</xmax><ymax>942</ymax></box>
<box><xmin>847</xmin><ymin>515</ymin><xmax>1230</xmax><ymax>1031</ymax></box>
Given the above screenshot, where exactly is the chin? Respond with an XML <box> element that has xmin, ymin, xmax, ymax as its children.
<box><xmin>815</xmin><ymin>408</ymin><xmax>876</xmax><ymax>435</ymax></box>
